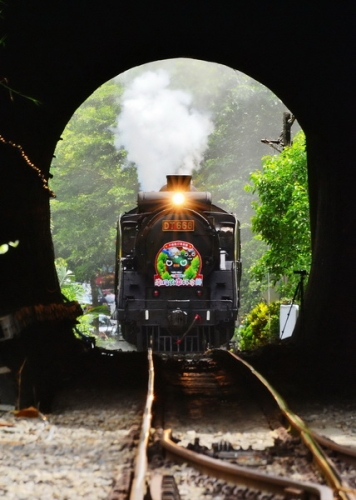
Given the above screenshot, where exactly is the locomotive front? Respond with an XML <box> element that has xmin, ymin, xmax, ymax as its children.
<box><xmin>116</xmin><ymin>175</ymin><xmax>241</xmax><ymax>352</ymax></box>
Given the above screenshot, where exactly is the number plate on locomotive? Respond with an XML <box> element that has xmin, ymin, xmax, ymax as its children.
<box><xmin>162</xmin><ymin>220</ymin><xmax>194</xmax><ymax>231</ymax></box>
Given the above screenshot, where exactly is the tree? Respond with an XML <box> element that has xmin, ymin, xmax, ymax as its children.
<box><xmin>51</xmin><ymin>81</ymin><xmax>138</xmax><ymax>282</ymax></box>
<box><xmin>245</xmin><ymin>131</ymin><xmax>311</xmax><ymax>296</ymax></box>
<box><xmin>194</xmin><ymin>75</ymin><xmax>296</xmax><ymax>217</ymax></box>
<box><xmin>191</xmin><ymin>77</ymin><xmax>298</xmax><ymax>311</ymax></box>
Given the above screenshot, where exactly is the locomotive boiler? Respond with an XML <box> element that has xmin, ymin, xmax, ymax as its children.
<box><xmin>115</xmin><ymin>175</ymin><xmax>241</xmax><ymax>352</ymax></box>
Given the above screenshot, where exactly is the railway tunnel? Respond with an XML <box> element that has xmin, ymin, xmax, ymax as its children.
<box><xmin>0</xmin><ymin>0</ymin><xmax>356</xmax><ymax>396</ymax></box>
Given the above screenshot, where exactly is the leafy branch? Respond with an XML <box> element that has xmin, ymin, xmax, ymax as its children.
<box><xmin>0</xmin><ymin>77</ymin><xmax>41</xmax><ymax>105</ymax></box>
<box><xmin>0</xmin><ymin>240</ymin><xmax>19</xmax><ymax>255</ymax></box>
<box><xmin>1</xmin><ymin>1</ymin><xmax>41</xmax><ymax>105</ymax></box>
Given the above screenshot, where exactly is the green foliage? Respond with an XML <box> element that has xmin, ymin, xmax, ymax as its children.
<box><xmin>55</xmin><ymin>257</ymin><xmax>86</xmax><ymax>303</ymax></box>
<box><xmin>190</xmin><ymin>71</ymin><xmax>297</xmax><ymax>311</ymax></box>
<box><xmin>51</xmin><ymin>80</ymin><xmax>138</xmax><ymax>281</ymax></box>
<box><xmin>0</xmin><ymin>239</ymin><xmax>19</xmax><ymax>255</ymax></box>
<box><xmin>55</xmin><ymin>258</ymin><xmax>107</xmax><ymax>338</ymax></box>
<box><xmin>55</xmin><ymin>258</ymin><xmax>89</xmax><ymax>334</ymax></box>
<box><xmin>235</xmin><ymin>301</ymin><xmax>281</xmax><ymax>351</ymax></box>
<box><xmin>238</xmin><ymin>227</ymin><xmax>268</xmax><ymax>313</ymax></box>
<box><xmin>245</xmin><ymin>131</ymin><xmax>310</xmax><ymax>296</ymax></box>
<box><xmin>194</xmin><ymin>74</ymin><xmax>292</xmax><ymax>222</ymax></box>
<box><xmin>0</xmin><ymin>79</ymin><xmax>41</xmax><ymax>104</ymax></box>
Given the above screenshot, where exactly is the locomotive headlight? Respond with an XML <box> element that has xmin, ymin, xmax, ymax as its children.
<box><xmin>172</xmin><ymin>192</ymin><xmax>185</xmax><ymax>206</ymax></box>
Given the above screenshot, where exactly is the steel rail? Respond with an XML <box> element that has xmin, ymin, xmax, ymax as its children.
<box><xmin>220</xmin><ymin>350</ymin><xmax>355</xmax><ymax>500</ymax></box>
<box><xmin>129</xmin><ymin>348</ymin><xmax>155</xmax><ymax>500</ymax></box>
<box><xmin>308</xmin><ymin>430</ymin><xmax>356</xmax><ymax>459</ymax></box>
<box><xmin>161</xmin><ymin>428</ymin><xmax>333</xmax><ymax>500</ymax></box>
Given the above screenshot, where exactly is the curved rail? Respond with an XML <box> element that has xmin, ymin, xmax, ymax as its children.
<box><xmin>161</xmin><ymin>429</ymin><xmax>333</xmax><ymax>500</ymax></box>
<box><xmin>217</xmin><ymin>350</ymin><xmax>356</xmax><ymax>500</ymax></box>
<box><xmin>129</xmin><ymin>348</ymin><xmax>155</xmax><ymax>500</ymax></box>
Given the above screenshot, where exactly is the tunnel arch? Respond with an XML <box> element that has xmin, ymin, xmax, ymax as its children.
<box><xmin>0</xmin><ymin>1</ymin><xmax>355</xmax><ymax>385</ymax></box>
<box><xmin>50</xmin><ymin>57</ymin><xmax>299</xmax><ymax>310</ymax></box>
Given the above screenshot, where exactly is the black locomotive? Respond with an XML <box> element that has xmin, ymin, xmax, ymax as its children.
<box><xmin>115</xmin><ymin>175</ymin><xmax>241</xmax><ymax>352</ymax></box>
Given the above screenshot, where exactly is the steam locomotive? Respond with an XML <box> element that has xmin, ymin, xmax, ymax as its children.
<box><xmin>115</xmin><ymin>175</ymin><xmax>241</xmax><ymax>352</ymax></box>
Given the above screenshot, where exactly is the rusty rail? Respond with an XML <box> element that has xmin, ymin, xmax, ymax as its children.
<box><xmin>161</xmin><ymin>428</ymin><xmax>333</xmax><ymax>500</ymax></box>
<box><xmin>219</xmin><ymin>350</ymin><xmax>356</xmax><ymax>500</ymax></box>
<box><xmin>129</xmin><ymin>348</ymin><xmax>155</xmax><ymax>500</ymax></box>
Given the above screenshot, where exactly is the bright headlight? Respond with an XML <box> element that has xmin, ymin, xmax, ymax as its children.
<box><xmin>172</xmin><ymin>192</ymin><xmax>185</xmax><ymax>205</ymax></box>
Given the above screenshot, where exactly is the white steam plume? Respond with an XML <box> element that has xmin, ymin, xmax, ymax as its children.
<box><xmin>114</xmin><ymin>69</ymin><xmax>214</xmax><ymax>191</ymax></box>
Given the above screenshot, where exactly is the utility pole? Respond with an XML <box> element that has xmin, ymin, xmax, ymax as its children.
<box><xmin>261</xmin><ymin>111</ymin><xmax>295</xmax><ymax>152</ymax></box>
<box><xmin>282</xmin><ymin>111</ymin><xmax>295</xmax><ymax>148</ymax></box>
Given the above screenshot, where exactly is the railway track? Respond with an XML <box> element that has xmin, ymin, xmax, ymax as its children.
<box><xmin>1</xmin><ymin>347</ymin><xmax>356</xmax><ymax>499</ymax></box>
<box><xmin>130</xmin><ymin>349</ymin><xmax>356</xmax><ymax>500</ymax></box>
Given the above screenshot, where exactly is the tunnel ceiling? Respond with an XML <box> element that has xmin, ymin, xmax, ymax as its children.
<box><xmin>1</xmin><ymin>1</ymin><xmax>355</xmax><ymax>143</ymax></box>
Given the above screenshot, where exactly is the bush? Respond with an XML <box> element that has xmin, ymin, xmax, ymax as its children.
<box><xmin>235</xmin><ymin>301</ymin><xmax>281</xmax><ymax>351</ymax></box>
<box><xmin>55</xmin><ymin>258</ymin><xmax>107</xmax><ymax>339</ymax></box>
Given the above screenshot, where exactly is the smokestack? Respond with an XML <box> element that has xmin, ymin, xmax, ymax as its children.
<box><xmin>166</xmin><ymin>175</ymin><xmax>192</xmax><ymax>191</ymax></box>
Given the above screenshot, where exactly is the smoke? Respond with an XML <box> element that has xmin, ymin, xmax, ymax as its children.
<box><xmin>114</xmin><ymin>69</ymin><xmax>214</xmax><ymax>191</ymax></box>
